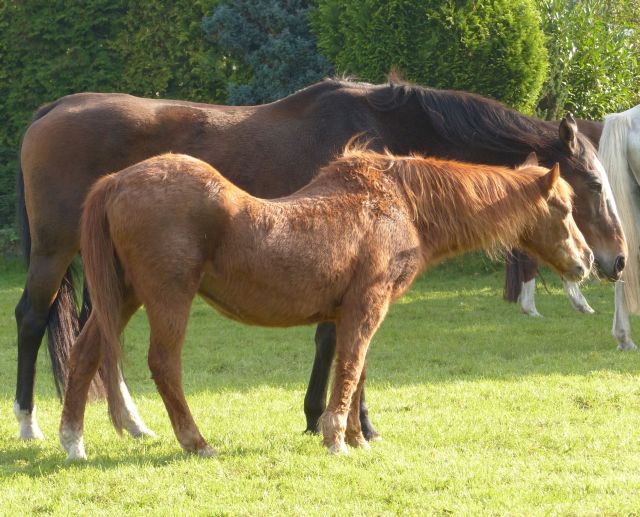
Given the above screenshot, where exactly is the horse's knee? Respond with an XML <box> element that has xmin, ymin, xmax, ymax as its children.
<box><xmin>15</xmin><ymin>289</ymin><xmax>29</xmax><ymax>327</ymax></box>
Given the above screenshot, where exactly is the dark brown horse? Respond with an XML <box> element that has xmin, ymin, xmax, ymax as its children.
<box><xmin>16</xmin><ymin>78</ymin><xmax>624</xmax><ymax>442</ymax></box>
<box><xmin>60</xmin><ymin>150</ymin><xmax>591</xmax><ymax>460</ymax></box>
<box><xmin>503</xmin><ymin>118</ymin><xmax>609</xmax><ymax>317</ymax></box>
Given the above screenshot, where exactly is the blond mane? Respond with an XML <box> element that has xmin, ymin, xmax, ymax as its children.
<box><xmin>600</xmin><ymin>109</ymin><xmax>640</xmax><ymax>314</ymax></box>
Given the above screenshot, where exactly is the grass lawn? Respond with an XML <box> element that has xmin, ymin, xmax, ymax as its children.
<box><xmin>1</xmin><ymin>255</ymin><xmax>640</xmax><ymax>515</ymax></box>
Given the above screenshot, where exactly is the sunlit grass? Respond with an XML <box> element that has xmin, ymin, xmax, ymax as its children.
<box><xmin>1</xmin><ymin>255</ymin><xmax>640</xmax><ymax>515</ymax></box>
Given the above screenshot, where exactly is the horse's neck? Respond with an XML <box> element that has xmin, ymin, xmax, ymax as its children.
<box><xmin>410</xmin><ymin>167</ymin><xmax>542</xmax><ymax>261</ymax></box>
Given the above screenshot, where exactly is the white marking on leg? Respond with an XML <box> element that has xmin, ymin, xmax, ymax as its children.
<box><xmin>564</xmin><ymin>280</ymin><xmax>595</xmax><ymax>314</ymax></box>
<box><xmin>14</xmin><ymin>401</ymin><xmax>44</xmax><ymax>440</ymax></box>
<box><xmin>613</xmin><ymin>281</ymin><xmax>637</xmax><ymax>350</ymax></box>
<box><xmin>116</xmin><ymin>367</ymin><xmax>156</xmax><ymax>438</ymax></box>
<box><xmin>59</xmin><ymin>425</ymin><xmax>87</xmax><ymax>461</ymax></box>
<box><xmin>518</xmin><ymin>279</ymin><xmax>542</xmax><ymax>317</ymax></box>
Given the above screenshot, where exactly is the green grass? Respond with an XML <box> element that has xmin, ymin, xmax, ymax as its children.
<box><xmin>2</xmin><ymin>255</ymin><xmax>640</xmax><ymax>515</ymax></box>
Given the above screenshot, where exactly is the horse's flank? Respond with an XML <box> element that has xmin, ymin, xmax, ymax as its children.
<box><xmin>601</xmin><ymin>106</ymin><xmax>640</xmax><ymax>314</ymax></box>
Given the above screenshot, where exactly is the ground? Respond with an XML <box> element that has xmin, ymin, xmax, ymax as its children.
<box><xmin>1</xmin><ymin>255</ymin><xmax>640</xmax><ymax>515</ymax></box>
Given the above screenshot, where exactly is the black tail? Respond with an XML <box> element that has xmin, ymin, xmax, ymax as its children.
<box><xmin>17</xmin><ymin>103</ymin><xmax>105</xmax><ymax>400</ymax></box>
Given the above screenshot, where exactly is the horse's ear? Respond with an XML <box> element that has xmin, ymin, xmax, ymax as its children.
<box><xmin>541</xmin><ymin>163</ymin><xmax>561</xmax><ymax>197</ymax></box>
<box><xmin>559</xmin><ymin>115</ymin><xmax>578</xmax><ymax>154</ymax></box>
<box><xmin>522</xmin><ymin>152</ymin><xmax>538</xmax><ymax>168</ymax></box>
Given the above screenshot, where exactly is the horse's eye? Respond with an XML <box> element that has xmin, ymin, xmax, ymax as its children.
<box><xmin>589</xmin><ymin>181</ymin><xmax>603</xmax><ymax>193</ymax></box>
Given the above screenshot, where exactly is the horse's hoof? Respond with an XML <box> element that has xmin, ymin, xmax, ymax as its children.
<box><xmin>303</xmin><ymin>426</ymin><xmax>320</xmax><ymax>436</ymax></box>
<box><xmin>19</xmin><ymin>427</ymin><xmax>45</xmax><ymax>441</ymax></box>
<box><xmin>576</xmin><ymin>304</ymin><xmax>595</xmax><ymax>314</ymax></box>
<box><xmin>362</xmin><ymin>425</ymin><xmax>381</xmax><ymax>442</ymax></box>
<box><xmin>65</xmin><ymin>448</ymin><xmax>88</xmax><ymax>462</ymax></box>
<box><xmin>365</xmin><ymin>431</ymin><xmax>382</xmax><ymax>442</ymax></box>
<box><xmin>617</xmin><ymin>341</ymin><xmax>638</xmax><ymax>351</ymax></box>
<box><xmin>327</xmin><ymin>440</ymin><xmax>349</xmax><ymax>455</ymax></box>
<box><xmin>523</xmin><ymin>310</ymin><xmax>543</xmax><ymax>317</ymax></box>
<box><xmin>129</xmin><ymin>426</ymin><xmax>157</xmax><ymax>439</ymax></box>
<box><xmin>346</xmin><ymin>434</ymin><xmax>371</xmax><ymax>450</ymax></box>
<box><xmin>14</xmin><ymin>402</ymin><xmax>45</xmax><ymax>440</ymax></box>
<box><xmin>196</xmin><ymin>445</ymin><xmax>217</xmax><ymax>458</ymax></box>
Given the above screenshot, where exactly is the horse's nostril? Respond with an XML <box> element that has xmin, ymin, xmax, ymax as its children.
<box><xmin>615</xmin><ymin>255</ymin><xmax>626</xmax><ymax>273</ymax></box>
<box><xmin>575</xmin><ymin>265</ymin><xmax>585</xmax><ymax>277</ymax></box>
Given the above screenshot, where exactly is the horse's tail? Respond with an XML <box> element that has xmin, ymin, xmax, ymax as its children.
<box><xmin>80</xmin><ymin>176</ymin><xmax>126</xmax><ymax>433</ymax></box>
<box><xmin>600</xmin><ymin>112</ymin><xmax>640</xmax><ymax>314</ymax></box>
<box><xmin>18</xmin><ymin>104</ymin><xmax>104</xmax><ymax>400</ymax></box>
<box><xmin>503</xmin><ymin>250</ymin><xmax>524</xmax><ymax>302</ymax></box>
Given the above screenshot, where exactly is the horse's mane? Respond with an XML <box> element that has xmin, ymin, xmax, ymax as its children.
<box><xmin>321</xmin><ymin>77</ymin><xmax>571</xmax><ymax>161</ymax></box>
<box><xmin>600</xmin><ymin>108</ymin><xmax>640</xmax><ymax>314</ymax></box>
<box><xmin>334</xmin><ymin>146</ymin><xmax>572</xmax><ymax>257</ymax></box>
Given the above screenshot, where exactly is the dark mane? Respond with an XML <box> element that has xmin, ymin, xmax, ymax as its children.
<box><xmin>369</xmin><ymin>80</ymin><xmax>561</xmax><ymax>156</ymax></box>
<box><xmin>321</xmin><ymin>77</ymin><xmax>568</xmax><ymax>161</ymax></box>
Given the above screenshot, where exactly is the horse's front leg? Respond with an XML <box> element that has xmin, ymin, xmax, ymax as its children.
<box><xmin>321</xmin><ymin>289</ymin><xmax>388</xmax><ymax>454</ymax></box>
<box><xmin>345</xmin><ymin>366</ymin><xmax>370</xmax><ymax>450</ymax></box>
<box><xmin>305</xmin><ymin>323</ymin><xmax>380</xmax><ymax>440</ymax></box>
<box><xmin>613</xmin><ymin>281</ymin><xmax>637</xmax><ymax>351</ymax></box>
<box><xmin>563</xmin><ymin>280</ymin><xmax>595</xmax><ymax>314</ymax></box>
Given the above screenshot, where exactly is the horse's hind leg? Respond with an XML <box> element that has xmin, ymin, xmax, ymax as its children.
<box><xmin>60</xmin><ymin>291</ymin><xmax>141</xmax><ymax>460</ymax></box>
<box><xmin>15</xmin><ymin>251</ymin><xmax>75</xmax><ymax>439</ymax></box>
<box><xmin>146</xmin><ymin>302</ymin><xmax>214</xmax><ymax>457</ymax></box>
<box><xmin>59</xmin><ymin>314</ymin><xmax>105</xmax><ymax>460</ymax></box>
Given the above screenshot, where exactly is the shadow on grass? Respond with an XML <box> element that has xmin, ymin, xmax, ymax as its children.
<box><xmin>0</xmin><ymin>432</ymin><xmax>321</xmax><ymax>478</ymax></box>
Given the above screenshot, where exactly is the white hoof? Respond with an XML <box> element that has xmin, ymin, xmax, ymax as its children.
<box><xmin>327</xmin><ymin>440</ymin><xmax>349</xmax><ymax>455</ymax></box>
<box><xmin>617</xmin><ymin>340</ymin><xmax>638</xmax><ymax>351</ymax></box>
<box><xmin>60</xmin><ymin>426</ymin><xmax>87</xmax><ymax>461</ymax></box>
<box><xmin>356</xmin><ymin>440</ymin><xmax>371</xmax><ymax>451</ymax></box>
<box><xmin>14</xmin><ymin>402</ymin><xmax>45</xmax><ymax>440</ymax></box>
<box><xmin>124</xmin><ymin>422</ymin><xmax>157</xmax><ymax>439</ymax></box>
<box><xmin>522</xmin><ymin>308</ymin><xmax>543</xmax><ymax>318</ymax></box>
<box><xmin>571</xmin><ymin>301</ymin><xmax>595</xmax><ymax>314</ymax></box>
<box><xmin>197</xmin><ymin>445</ymin><xmax>217</xmax><ymax>458</ymax></box>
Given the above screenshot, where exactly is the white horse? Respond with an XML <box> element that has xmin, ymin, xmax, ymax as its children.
<box><xmin>599</xmin><ymin>105</ymin><xmax>640</xmax><ymax>350</ymax></box>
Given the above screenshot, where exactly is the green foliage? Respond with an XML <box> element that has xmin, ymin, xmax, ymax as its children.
<box><xmin>0</xmin><ymin>0</ymin><xmax>226</xmax><ymax>233</ymax></box>
<box><xmin>203</xmin><ymin>0</ymin><xmax>333</xmax><ymax>105</ymax></box>
<box><xmin>110</xmin><ymin>0</ymin><xmax>227</xmax><ymax>102</ymax></box>
<box><xmin>312</xmin><ymin>0</ymin><xmax>548</xmax><ymax>113</ymax></box>
<box><xmin>536</xmin><ymin>0</ymin><xmax>640</xmax><ymax>120</ymax></box>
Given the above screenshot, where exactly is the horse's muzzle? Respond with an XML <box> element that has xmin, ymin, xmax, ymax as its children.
<box><xmin>596</xmin><ymin>253</ymin><xmax>625</xmax><ymax>281</ymax></box>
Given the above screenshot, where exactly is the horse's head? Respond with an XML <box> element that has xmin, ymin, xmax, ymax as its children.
<box><xmin>518</xmin><ymin>161</ymin><xmax>593</xmax><ymax>282</ymax></box>
<box><xmin>555</xmin><ymin>114</ymin><xmax>626</xmax><ymax>280</ymax></box>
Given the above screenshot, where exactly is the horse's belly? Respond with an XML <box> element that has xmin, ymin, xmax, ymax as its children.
<box><xmin>198</xmin><ymin>272</ymin><xmax>336</xmax><ymax>327</ymax></box>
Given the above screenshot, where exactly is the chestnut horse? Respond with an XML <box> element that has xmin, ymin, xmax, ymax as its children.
<box><xmin>59</xmin><ymin>150</ymin><xmax>592</xmax><ymax>460</ymax></box>
<box><xmin>16</xmin><ymin>78</ymin><xmax>624</xmax><ymax>442</ymax></box>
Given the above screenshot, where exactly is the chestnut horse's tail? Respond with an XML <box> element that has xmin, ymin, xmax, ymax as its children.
<box><xmin>17</xmin><ymin>108</ymin><xmax>104</xmax><ymax>400</ymax></box>
<box><xmin>80</xmin><ymin>177</ymin><xmax>126</xmax><ymax>433</ymax></box>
